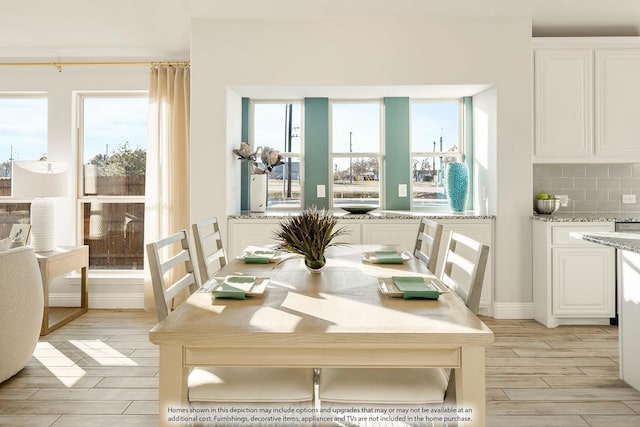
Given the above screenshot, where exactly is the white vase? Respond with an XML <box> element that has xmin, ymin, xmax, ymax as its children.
<box><xmin>250</xmin><ymin>174</ymin><xmax>267</xmax><ymax>213</ymax></box>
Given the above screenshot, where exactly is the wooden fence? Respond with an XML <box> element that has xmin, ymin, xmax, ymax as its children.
<box><xmin>1</xmin><ymin>174</ymin><xmax>146</xmax><ymax>270</ymax></box>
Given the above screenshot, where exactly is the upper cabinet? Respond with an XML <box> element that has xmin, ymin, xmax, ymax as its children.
<box><xmin>595</xmin><ymin>49</ymin><xmax>640</xmax><ymax>157</ymax></box>
<box><xmin>533</xmin><ymin>38</ymin><xmax>640</xmax><ymax>163</ymax></box>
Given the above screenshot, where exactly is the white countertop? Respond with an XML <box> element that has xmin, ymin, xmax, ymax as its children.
<box><xmin>533</xmin><ymin>213</ymin><xmax>640</xmax><ymax>223</ymax></box>
<box><xmin>571</xmin><ymin>231</ymin><xmax>640</xmax><ymax>254</ymax></box>
<box><xmin>230</xmin><ymin>210</ymin><xmax>495</xmax><ymax>220</ymax></box>
<box><xmin>532</xmin><ymin>212</ymin><xmax>640</xmax><ymax>222</ymax></box>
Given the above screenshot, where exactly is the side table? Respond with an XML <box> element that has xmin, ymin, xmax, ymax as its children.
<box><xmin>36</xmin><ymin>246</ymin><xmax>89</xmax><ymax>335</ymax></box>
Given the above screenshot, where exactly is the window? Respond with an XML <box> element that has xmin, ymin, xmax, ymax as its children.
<box><xmin>251</xmin><ymin>101</ymin><xmax>302</xmax><ymax>208</ymax></box>
<box><xmin>331</xmin><ymin>101</ymin><xmax>382</xmax><ymax>207</ymax></box>
<box><xmin>410</xmin><ymin>100</ymin><xmax>463</xmax><ymax>207</ymax></box>
<box><xmin>0</xmin><ymin>94</ymin><xmax>48</xmax><ymax>196</ymax></box>
<box><xmin>78</xmin><ymin>93</ymin><xmax>148</xmax><ymax>270</ymax></box>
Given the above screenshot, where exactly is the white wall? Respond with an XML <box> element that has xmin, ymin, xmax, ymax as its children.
<box><xmin>190</xmin><ymin>17</ymin><xmax>534</xmax><ymax>315</ymax></box>
<box><xmin>0</xmin><ymin>66</ymin><xmax>149</xmax><ymax>308</ymax></box>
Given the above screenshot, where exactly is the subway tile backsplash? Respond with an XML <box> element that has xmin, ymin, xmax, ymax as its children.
<box><xmin>533</xmin><ymin>164</ymin><xmax>640</xmax><ymax>214</ymax></box>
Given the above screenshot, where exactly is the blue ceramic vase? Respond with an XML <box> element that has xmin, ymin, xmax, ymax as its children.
<box><xmin>446</xmin><ymin>162</ymin><xmax>469</xmax><ymax>212</ymax></box>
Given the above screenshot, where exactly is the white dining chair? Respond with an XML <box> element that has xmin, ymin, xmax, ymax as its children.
<box><xmin>413</xmin><ymin>217</ymin><xmax>444</xmax><ymax>273</ymax></box>
<box><xmin>191</xmin><ymin>216</ymin><xmax>227</xmax><ymax>287</ymax></box>
<box><xmin>147</xmin><ymin>229</ymin><xmax>315</xmax><ymax>405</ymax></box>
<box><xmin>318</xmin><ymin>231</ymin><xmax>490</xmax><ymax>409</ymax></box>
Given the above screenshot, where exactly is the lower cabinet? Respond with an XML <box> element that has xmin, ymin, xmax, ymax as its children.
<box><xmin>533</xmin><ymin>220</ymin><xmax>615</xmax><ymax>327</ymax></box>
<box><xmin>227</xmin><ymin>216</ymin><xmax>494</xmax><ymax>316</ymax></box>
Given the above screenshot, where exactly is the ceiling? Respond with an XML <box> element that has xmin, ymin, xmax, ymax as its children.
<box><xmin>0</xmin><ymin>0</ymin><xmax>638</xmax><ymax>60</ymax></box>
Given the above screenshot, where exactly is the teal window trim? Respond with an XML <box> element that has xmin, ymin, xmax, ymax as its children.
<box><xmin>240</xmin><ymin>97</ymin><xmax>250</xmax><ymax>211</ymax></box>
<box><xmin>384</xmin><ymin>97</ymin><xmax>411</xmax><ymax>210</ymax></box>
<box><xmin>463</xmin><ymin>96</ymin><xmax>474</xmax><ymax>211</ymax></box>
<box><xmin>303</xmin><ymin>98</ymin><xmax>329</xmax><ymax>209</ymax></box>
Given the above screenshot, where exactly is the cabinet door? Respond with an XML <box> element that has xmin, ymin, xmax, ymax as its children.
<box><xmin>227</xmin><ymin>221</ymin><xmax>280</xmax><ymax>258</ymax></box>
<box><xmin>552</xmin><ymin>247</ymin><xmax>615</xmax><ymax>317</ymax></box>
<box><xmin>335</xmin><ymin>221</ymin><xmax>361</xmax><ymax>244</ymax></box>
<box><xmin>361</xmin><ymin>221</ymin><xmax>420</xmax><ymax>254</ymax></box>
<box><xmin>534</xmin><ymin>49</ymin><xmax>593</xmax><ymax>160</ymax></box>
<box><xmin>595</xmin><ymin>49</ymin><xmax>640</xmax><ymax>158</ymax></box>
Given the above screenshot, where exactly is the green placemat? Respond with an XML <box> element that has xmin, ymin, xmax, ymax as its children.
<box><xmin>244</xmin><ymin>250</ymin><xmax>275</xmax><ymax>264</ymax></box>
<box><xmin>392</xmin><ymin>276</ymin><xmax>440</xmax><ymax>300</ymax></box>
<box><xmin>212</xmin><ymin>276</ymin><xmax>256</xmax><ymax>299</ymax></box>
<box><xmin>374</xmin><ymin>250</ymin><xmax>404</xmax><ymax>264</ymax></box>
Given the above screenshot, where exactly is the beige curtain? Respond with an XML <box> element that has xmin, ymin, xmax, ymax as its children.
<box><xmin>143</xmin><ymin>65</ymin><xmax>190</xmax><ymax>311</ymax></box>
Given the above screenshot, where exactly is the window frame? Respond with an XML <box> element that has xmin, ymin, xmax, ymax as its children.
<box><xmin>329</xmin><ymin>99</ymin><xmax>384</xmax><ymax>208</ymax></box>
<box><xmin>75</xmin><ymin>91</ymin><xmax>148</xmax><ymax>274</ymax></box>
<box><xmin>249</xmin><ymin>99</ymin><xmax>304</xmax><ymax>210</ymax></box>
<box><xmin>410</xmin><ymin>98</ymin><xmax>465</xmax><ymax>210</ymax></box>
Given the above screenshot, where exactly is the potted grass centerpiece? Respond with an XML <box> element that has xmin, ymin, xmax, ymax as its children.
<box><xmin>274</xmin><ymin>207</ymin><xmax>348</xmax><ymax>272</ymax></box>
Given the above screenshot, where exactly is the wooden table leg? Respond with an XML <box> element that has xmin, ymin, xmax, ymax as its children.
<box><xmin>455</xmin><ymin>346</ymin><xmax>486</xmax><ymax>427</ymax></box>
<box><xmin>158</xmin><ymin>344</ymin><xmax>189</xmax><ymax>427</ymax></box>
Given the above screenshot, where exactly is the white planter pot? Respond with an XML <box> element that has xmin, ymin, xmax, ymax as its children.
<box><xmin>250</xmin><ymin>174</ymin><xmax>267</xmax><ymax>213</ymax></box>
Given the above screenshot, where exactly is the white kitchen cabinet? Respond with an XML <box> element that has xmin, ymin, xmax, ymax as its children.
<box><xmin>226</xmin><ymin>220</ymin><xmax>280</xmax><ymax>257</ymax></box>
<box><xmin>533</xmin><ymin>38</ymin><xmax>640</xmax><ymax>163</ymax></box>
<box><xmin>533</xmin><ymin>220</ymin><xmax>615</xmax><ymax>327</ymax></box>
<box><xmin>360</xmin><ymin>220</ymin><xmax>420</xmax><ymax>256</ymax></box>
<box><xmin>534</xmin><ymin>49</ymin><xmax>593</xmax><ymax>160</ymax></box>
<box><xmin>595</xmin><ymin>49</ymin><xmax>640</xmax><ymax>157</ymax></box>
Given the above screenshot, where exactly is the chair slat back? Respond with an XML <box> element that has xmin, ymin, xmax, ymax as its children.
<box><xmin>192</xmin><ymin>217</ymin><xmax>227</xmax><ymax>283</ymax></box>
<box><xmin>440</xmin><ymin>231</ymin><xmax>490</xmax><ymax>315</ymax></box>
<box><xmin>146</xmin><ymin>230</ymin><xmax>199</xmax><ymax>321</ymax></box>
<box><xmin>413</xmin><ymin>218</ymin><xmax>444</xmax><ymax>273</ymax></box>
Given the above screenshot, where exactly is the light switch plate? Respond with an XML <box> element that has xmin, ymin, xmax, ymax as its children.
<box><xmin>317</xmin><ymin>184</ymin><xmax>325</xmax><ymax>198</ymax></box>
<box><xmin>398</xmin><ymin>184</ymin><xmax>407</xmax><ymax>197</ymax></box>
<box><xmin>556</xmin><ymin>194</ymin><xmax>569</xmax><ymax>207</ymax></box>
<box><xmin>623</xmin><ymin>194</ymin><xmax>636</xmax><ymax>204</ymax></box>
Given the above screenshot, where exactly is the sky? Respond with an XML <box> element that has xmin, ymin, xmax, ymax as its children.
<box><xmin>82</xmin><ymin>96</ymin><xmax>148</xmax><ymax>162</ymax></box>
<box><xmin>252</xmin><ymin>100</ymin><xmax>461</xmax><ymax>177</ymax></box>
<box><xmin>2</xmin><ymin>96</ymin><xmax>458</xmax><ymax>169</ymax></box>
<box><xmin>253</xmin><ymin>100</ymin><xmax>460</xmax><ymax>156</ymax></box>
<box><xmin>0</xmin><ymin>96</ymin><xmax>148</xmax><ymax>167</ymax></box>
<box><xmin>0</xmin><ymin>97</ymin><xmax>47</xmax><ymax>163</ymax></box>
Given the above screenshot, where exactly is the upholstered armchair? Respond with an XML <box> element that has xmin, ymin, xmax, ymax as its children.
<box><xmin>0</xmin><ymin>246</ymin><xmax>44</xmax><ymax>383</ymax></box>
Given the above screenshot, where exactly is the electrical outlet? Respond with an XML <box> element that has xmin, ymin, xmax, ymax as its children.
<box><xmin>398</xmin><ymin>184</ymin><xmax>407</xmax><ymax>197</ymax></box>
<box><xmin>556</xmin><ymin>194</ymin><xmax>569</xmax><ymax>207</ymax></box>
<box><xmin>623</xmin><ymin>194</ymin><xmax>636</xmax><ymax>204</ymax></box>
<box><xmin>317</xmin><ymin>184</ymin><xmax>325</xmax><ymax>198</ymax></box>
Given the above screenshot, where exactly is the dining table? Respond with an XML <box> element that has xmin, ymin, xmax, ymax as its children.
<box><xmin>148</xmin><ymin>244</ymin><xmax>494</xmax><ymax>426</ymax></box>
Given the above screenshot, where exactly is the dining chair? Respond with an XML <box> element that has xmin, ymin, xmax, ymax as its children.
<box><xmin>413</xmin><ymin>217</ymin><xmax>444</xmax><ymax>273</ymax></box>
<box><xmin>318</xmin><ymin>232</ymin><xmax>490</xmax><ymax>408</ymax></box>
<box><xmin>191</xmin><ymin>216</ymin><xmax>227</xmax><ymax>288</ymax></box>
<box><xmin>146</xmin><ymin>230</ymin><xmax>199</xmax><ymax>320</ymax></box>
<box><xmin>146</xmin><ymin>230</ymin><xmax>315</xmax><ymax>405</ymax></box>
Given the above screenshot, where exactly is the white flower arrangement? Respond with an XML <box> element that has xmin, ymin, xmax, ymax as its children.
<box><xmin>233</xmin><ymin>142</ymin><xmax>284</xmax><ymax>174</ymax></box>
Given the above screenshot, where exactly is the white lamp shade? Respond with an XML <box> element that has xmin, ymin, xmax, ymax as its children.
<box><xmin>12</xmin><ymin>161</ymin><xmax>69</xmax><ymax>198</ymax></box>
<box><xmin>12</xmin><ymin>161</ymin><xmax>69</xmax><ymax>252</ymax></box>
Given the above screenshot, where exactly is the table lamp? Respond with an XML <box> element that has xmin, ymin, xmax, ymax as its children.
<box><xmin>12</xmin><ymin>160</ymin><xmax>69</xmax><ymax>252</ymax></box>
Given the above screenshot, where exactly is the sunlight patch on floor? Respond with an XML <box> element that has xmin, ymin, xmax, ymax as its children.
<box><xmin>33</xmin><ymin>342</ymin><xmax>86</xmax><ymax>387</ymax></box>
<box><xmin>70</xmin><ymin>339</ymin><xmax>138</xmax><ymax>366</ymax></box>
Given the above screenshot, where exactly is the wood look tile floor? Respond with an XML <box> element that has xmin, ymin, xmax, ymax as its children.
<box><xmin>1</xmin><ymin>311</ymin><xmax>640</xmax><ymax>426</ymax></box>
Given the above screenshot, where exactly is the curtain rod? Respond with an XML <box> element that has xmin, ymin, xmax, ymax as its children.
<box><xmin>0</xmin><ymin>61</ymin><xmax>190</xmax><ymax>72</ymax></box>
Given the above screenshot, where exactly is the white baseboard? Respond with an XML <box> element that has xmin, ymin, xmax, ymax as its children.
<box><xmin>492</xmin><ymin>302</ymin><xmax>535</xmax><ymax>319</ymax></box>
<box><xmin>49</xmin><ymin>293</ymin><xmax>144</xmax><ymax>309</ymax></box>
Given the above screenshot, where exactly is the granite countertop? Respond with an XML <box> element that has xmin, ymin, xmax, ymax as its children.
<box><xmin>230</xmin><ymin>210</ymin><xmax>496</xmax><ymax>220</ymax></box>
<box><xmin>532</xmin><ymin>213</ymin><xmax>640</xmax><ymax>223</ymax></box>
<box><xmin>571</xmin><ymin>231</ymin><xmax>640</xmax><ymax>254</ymax></box>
